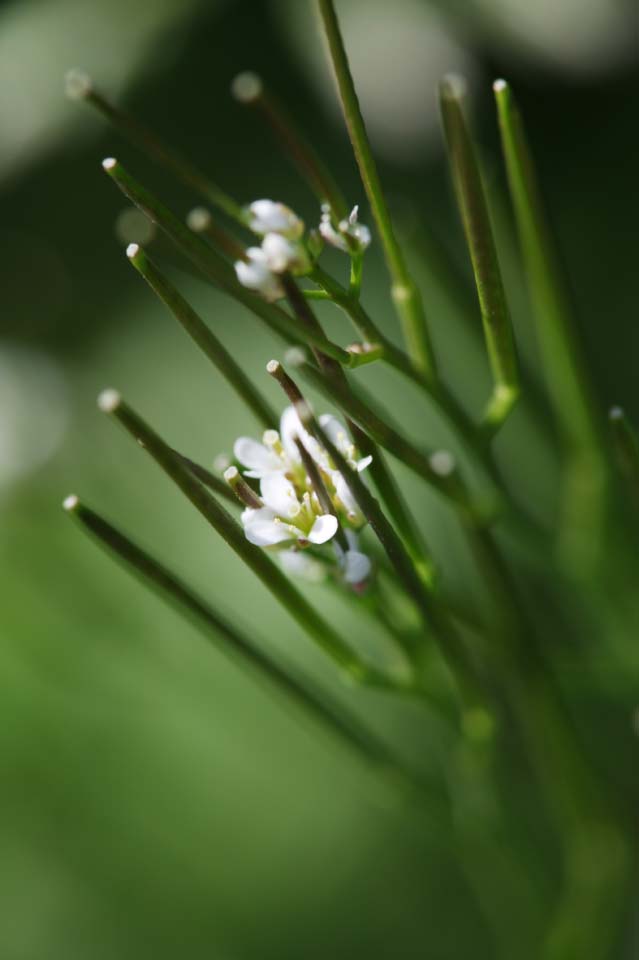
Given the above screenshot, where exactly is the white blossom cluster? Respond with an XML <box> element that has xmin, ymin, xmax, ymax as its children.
<box><xmin>319</xmin><ymin>203</ymin><xmax>371</xmax><ymax>253</ymax></box>
<box><xmin>234</xmin><ymin>199</ymin><xmax>371</xmax><ymax>302</ymax></box>
<box><xmin>231</xmin><ymin>405</ymin><xmax>372</xmax><ymax>587</ymax></box>
<box><xmin>235</xmin><ymin>200</ymin><xmax>310</xmax><ymax>302</ymax></box>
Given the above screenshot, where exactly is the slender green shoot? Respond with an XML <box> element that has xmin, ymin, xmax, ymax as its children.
<box><xmin>172</xmin><ymin>450</ymin><xmax>238</xmax><ymax>506</ymax></box>
<box><xmin>315</xmin><ymin>0</ymin><xmax>437</xmax><ymax>384</ymax></box>
<box><xmin>96</xmin><ymin>387</ymin><xmax>397</xmax><ymax>687</ymax></box>
<box><xmin>609</xmin><ymin>407</ymin><xmax>639</xmax><ymax>504</ymax></box>
<box><xmin>231</xmin><ymin>71</ymin><xmax>349</xmax><ymax>221</ymax></box>
<box><xmin>493</xmin><ymin>78</ymin><xmax>608</xmax><ymax>570</ymax></box>
<box><xmin>267</xmin><ymin>360</ymin><xmax>483</xmax><ymax>704</ymax></box>
<box><xmin>126</xmin><ymin>243</ymin><xmax>276</xmax><ymax>429</ymax></box>
<box><xmin>102</xmin><ymin>158</ymin><xmax>368</xmax><ymax>366</ymax></box>
<box><xmin>286</xmin><ymin>354</ymin><xmax>475</xmax><ymax>511</ymax></box>
<box><xmin>440</xmin><ymin>75</ymin><xmax>519</xmax><ymax>437</ymax></box>
<box><xmin>65</xmin><ymin>69</ymin><xmax>246</xmax><ymax>224</ymax></box>
<box><xmin>223</xmin><ymin>465</ymin><xmax>263</xmax><ymax>508</ymax></box>
<box><xmin>62</xmin><ymin>494</ymin><xmax>428</xmax><ymax>787</ymax></box>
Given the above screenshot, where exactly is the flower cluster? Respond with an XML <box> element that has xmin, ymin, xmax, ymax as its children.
<box><xmin>234</xmin><ymin>199</ymin><xmax>372</xmax><ymax>301</ymax></box>
<box><xmin>234</xmin><ymin>200</ymin><xmax>310</xmax><ymax>302</ymax></box>
<box><xmin>319</xmin><ymin>203</ymin><xmax>371</xmax><ymax>254</ymax></box>
<box><xmin>231</xmin><ymin>406</ymin><xmax>372</xmax><ymax>586</ymax></box>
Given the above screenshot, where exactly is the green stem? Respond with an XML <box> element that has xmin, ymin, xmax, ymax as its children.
<box><xmin>269</xmin><ymin>360</ymin><xmax>484</xmax><ymax>705</ymax></box>
<box><xmin>311</xmin><ymin>264</ymin><xmax>509</xmax><ymax>500</ymax></box>
<box><xmin>609</xmin><ymin>406</ymin><xmax>639</xmax><ymax>506</ymax></box>
<box><xmin>290</xmin><ymin>357</ymin><xmax>478</xmax><ymax>512</ymax></box>
<box><xmin>127</xmin><ymin>244</ymin><xmax>277</xmax><ymax>429</ymax></box>
<box><xmin>440</xmin><ymin>75</ymin><xmax>519</xmax><ymax>437</ymax></box>
<box><xmin>232</xmin><ymin>71</ymin><xmax>349</xmax><ymax>221</ymax></box>
<box><xmin>102</xmin><ymin>159</ymin><xmax>363</xmax><ymax>367</ymax></box>
<box><xmin>97</xmin><ymin>388</ymin><xmax>389</xmax><ymax>685</ymax></box>
<box><xmin>66</xmin><ymin>70</ymin><xmax>246</xmax><ymax>225</ymax></box>
<box><xmin>284</xmin><ymin>274</ymin><xmax>437</xmax><ymax>584</ymax></box>
<box><xmin>172</xmin><ymin>450</ymin><xmax>238</xmax><ymax>506</ymax></box>
<box><xmin>315</xmin><ymin>0</ymin><xmax>437</xmax><ymax>383</ymax></box>
<box><xmin>493</xmin><ymin>79</ymin><xmax>609</xmax><ymax>573</ymax></box>
<box><xmin>63</xmin><ymin>494</ymin><xmax>433</xmax><ymax>793</ymax></box>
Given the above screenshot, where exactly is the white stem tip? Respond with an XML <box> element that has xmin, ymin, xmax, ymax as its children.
<box><xmin>224</xmin><ymin>466</ymin><xmax>239</xmax><ymax>482</ymax></box>
<box><xmin>493</xmin><ymin>78</ymin><xmax>508</xmax><ymax>93</ymax></box>
<box><xmin>126</xmin><ymin>243</ymin><xmax>140</xmax><ymax>259</ymax></box>
<box><xmin>62</xmin><ymin>493</ymin><xmax>80</xmax><ymax>512</ymax></box>
<box><xmin>429</xmin><ymin>449</ymin><xmax>456</xmax><ymax>477</ymax></box>
<box><xmin>97</xmin><ymin>388</ymin><xmax>122</xmax><ymax>413</ymax></box>
<box><xmin>440</xmin><ymin>73</ymin><xmax>467</xmax><ymax>100</ymax></box>
<box><xmin>65</xmin><ymin>68</ymin><xmax>92</xmax><ymax>100</ymax></box>
<box><xmin>266</xmin><ymin>359</ymin><xmax>281</xmax><ymax>375</ymax></box>
<box><xmin>284</xmin><ymin>346</ymin><xmax>307</xmax><ymax>368</ymax></box>
<box><xmin>102</xmin><ymin>157</ymin><xmax>118</xmax><ymax>172</ymax></box>
<box><xmin>231</xmin><ymin>71</ymin><xmax>263</xmax><ymax>104</ymax></box>
<box><xmin>609</xmin><ymin>406</ymin><xmax>624</xmax><ymax>421</ymax></box>
<box><xmin>186</xmin><ymin>207</ymin><xmax>211</xmax><ymax>232</ymax></box>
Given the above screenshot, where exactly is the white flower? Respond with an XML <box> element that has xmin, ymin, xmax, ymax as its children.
<box><xmin>234</xmin><ymin>402</ymin><xmax>374</xmax><ymax>553</ymax></box>
<box><xmin>248</xmin><ymin>200</ymin><xmax>304</xmax><ymax>239</ymax></box>
<box><xmin>261</xmin><ymin>232</ymin><xmax>310</xmax><ymax>276</ymax></box>
<box><xmin>241</xmin><ymin>473</ymin><xmax>338</xmax><ymax>547</ymax></box>
<box><xmin>319</xmin><ymin>413</ymin><xmax>373</xmax><ymax>472</ymax></box>
<box><xmin>319</xmin><ymin>204</ymin><xmax>371</xmax><ymax>254</ymax></box>
<box><xmin>235</xmin><ymin>247</ymin><xmax>284</xmax><ymax>302</ymax></box>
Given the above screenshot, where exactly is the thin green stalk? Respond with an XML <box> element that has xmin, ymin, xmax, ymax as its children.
<box><xmin>311</xmin><ymin>263</ymin><xmax>510</xmax><ymax>500</ymax></box>
<box><xmin>62</xmin><ymin>494</ymin><xmax>434</xmax><ymax>793</ymax></box>
<box><xmin>102</xmin><ymin>158</ymin><xmax>364</xmax><ymax>367</ymax></box>
<box><xmin>223</xmin><ymin>465</ymin><xmax>263</xmax><ymax>509</ymax></box>
<box><xmin>96</xmin><ymin>388</ymin><xmax>390</xmax><ymax>686</ymax></box>
<box><xmin>493</xmin><ymin>79</ymin><xmax>609</xmax><ymax>573</ymax></box>
<box><xmin>268</xmin><ymin>359</ymin><xmax>484</xmax><ymax>705</ymax></box>
<box><xmin>440</xmin><ymin>76</ymin><xmax>519</xmax><ymax>437</ymax></box>
<box><xmin>609</xmin><ymin>406</ymin><xmax>639</xmax><ymax>504</ymax></box>
<box><xmin>315</xmin><ymin>0</ymin><xmax>437</xmax><ymax>383</ymax></box>
<box><xmin>288</xmin><ymin>356</ymin><xmax>477</xmax><ymax>512</ymax></box>
<box><xmin>65</xmin><ymin>69</ymin><xmax>246</xmax><ymax>225</ymax></box>
<box><xmin>284</xmin><ymin>275</ymin><xmax>437</xmax><ymax>584</ymax></box>
<box><xmin>231</xmin><ymin>71</ymin><xmax>349</xmax><ymax>220</ymax></box>
<box><xmin>172</xmin><ymin>450</ymin><xmax>238</xmax><ymax>506</ymax></box>
<box><xmin>127</xmin><ymin>244</ymin><xmax>277</xmax><ymax>429</ymax></box>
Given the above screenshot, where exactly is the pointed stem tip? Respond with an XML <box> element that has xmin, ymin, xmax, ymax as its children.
<box><xmin>97</xmin><ymin>388</ymin><xmax>122</xmax><ymax>413</ymax></box>
<box><xmin>230</xmin><ymin>71</ymin><xmax>263</xmax><ymax>104</ymax></box>
<box><xmin>65</xmin><ymin>68</ymin><xmax>93</xmax><ymax>101</ymax></box>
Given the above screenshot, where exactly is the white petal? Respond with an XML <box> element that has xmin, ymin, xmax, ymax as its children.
<box><xmin>242</xmin><ymin>508</ymin><xmax>294</xmax><ymax>546</ymax></box>
<box><xmin>342</xmin><ymin>550</ymin><xmax>371</xmax><ymax>584</ymax></box>
<box><xmin>260</xmin><ymin>472</ymin><xmax>301</xmax><ymax>518</ymax></box>
<box><xmin>234</xmin><ymin>437</ymin><xmax>281</xmax><ymax>475</ymax></box>
<box><xmin>249</xmin><ymin>200</ymin><xmax>303</xmax><ymax>239</ymax></box>
<box><xmin>307</xmin><ymin>513</ymin><xmax>338</xmax><ymax>544</ymax></box>
<box><xmin>279</xmin><ymin>405</ymin><xmax>303</xmax><ymax>462</ymax></box>
<box><xmin>261</xmin><ymin>233</ymin><xmax>296</xmax><ymax>273</ymax></box>
<box><xmin>235</xmin><ymin>250</ymin><xmax>284</xmax><ymax>302</ymax></box>
<box><xmin>318</xmin><ymin>413</ymin><xmax>349</xmax><ymax>450</ymax></box>
<box><xmin>280</xmin><ymin>405</ymin><xmax>329</xmax><ymax>470</ymax></box>
<box><xmin>333</xmin><ymin>470</ymin><xmax>360</xmax><ymax>519</ymax></box>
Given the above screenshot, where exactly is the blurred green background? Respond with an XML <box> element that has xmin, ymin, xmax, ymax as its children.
<box><xmin>1</xmin><ymin>0</ymin><xmax>637</xmax><ymax>957</ymax></box>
